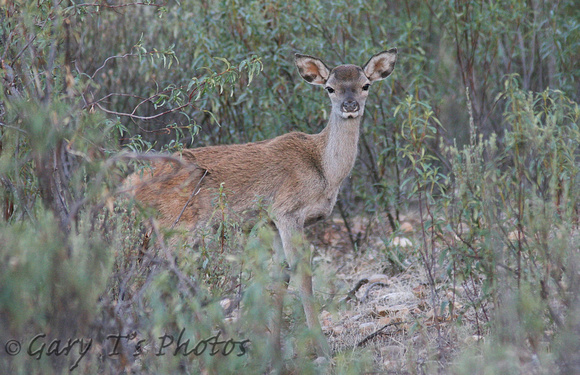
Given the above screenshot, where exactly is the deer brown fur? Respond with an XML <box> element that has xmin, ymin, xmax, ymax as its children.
<box><xmin>126</xmin><ymin>48</ymin><xmax>398</xmax><ymax>358</ymax></box>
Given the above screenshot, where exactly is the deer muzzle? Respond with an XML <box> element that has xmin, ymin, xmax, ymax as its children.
<box><xmin>341</xmin><ymin>100</ymin><xmax>360</xmax><ymax>113</ymax></box>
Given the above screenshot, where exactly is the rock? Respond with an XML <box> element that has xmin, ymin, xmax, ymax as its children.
<box><xmin>378</xmin><ymin>316</ymin><xmax>391</xmax><ymax>325</ymax></box>
<box><xmin>382</xmin><ymin>291</ymin><xmax>415</xmax><ymax>302</ymax></box>
<box><xmin>314</xmin><ymin>356</ymin><xmax>329</xmax><ymax>366</ymax></box>
<box><xmin>220</xmin><ymin>298</ymin><xmax>232</xmax><ymax>310</ymax></box>
<box><xmin>400</xmin><ymin>222</ymin><xmax>414</xmax><ymax>233</ymax></box>
<box><xmin>359</xmin><ymin>322</ymin><xmax>376</xmax><ymax>333</ymax></box>
<box><xmin>350</xmin><ymin>313</ymin><xmax>363</xmax><ymax>321</ymax></box>
<box><xmin>393</xmin><ymin>237</ymin><xmax>412</xmax><ymax>247</ymax></box>
<box><xmin>368</xmin><ymin>274</ymin><xmax>389</xmax><ymax>284</ymax></box>
<box><xmin>332</xmin><ymin>325</ymin><xmax>345</xmax><ymax>335</ymax></box>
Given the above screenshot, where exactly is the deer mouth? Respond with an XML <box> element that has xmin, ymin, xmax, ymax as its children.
<box><xmin>340</xmin><ymin>110</ymin><xmax>361</xmax><ymax>119</ymax></box>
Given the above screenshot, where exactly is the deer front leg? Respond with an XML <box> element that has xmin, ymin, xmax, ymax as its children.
<box><xmin>276</xmin><ymin>218</ymin><xmax>331</xmax><ymax>358</ymax></box>
<box><xmin>270</xmin><ymin>229</ymin><xmax>290</xmax><ymax>371</ymax></box>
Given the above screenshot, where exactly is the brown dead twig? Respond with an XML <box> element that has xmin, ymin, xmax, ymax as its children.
<box><xmin>340</xmin><ymin>278</ymin><xmax>369</xmax><ymax>304</ymax></box>
<box><xmin>356</xmin><ymin>321</ymin><xmax>408</xmax><ymax>348</ymax></box>
<box><xmin>82</xmin><ymin>57</ymin><xmax>247</xmax><ymax>130</ymax></box>
<box><xmin>171</xmin><ymin>169</ymin><xmax>208</xmax><ymax>229</ymax></box>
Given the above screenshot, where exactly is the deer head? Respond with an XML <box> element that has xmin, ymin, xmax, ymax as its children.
<box><xmin>295</xmin><ymin>48</ymin><xmax>398</xmax><ymax>119</ymax></box>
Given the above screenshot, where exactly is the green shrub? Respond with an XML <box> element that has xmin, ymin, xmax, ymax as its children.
<box><xmin>1</xmin><ymin>0</ymin><xmax>579</xmax><ymax>373</ymax></box>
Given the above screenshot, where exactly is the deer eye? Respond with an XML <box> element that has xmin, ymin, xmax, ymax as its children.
<box><xmin>325</xmin><ymin>87</ymin><xmax>335</xmax><ymax>94</ymax></box>
<box><xmin>362</xmin><ymin>83</ymin><xmax>370</xmax><ymax>91</ymax></box>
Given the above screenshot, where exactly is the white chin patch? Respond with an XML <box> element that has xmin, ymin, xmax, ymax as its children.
<box><xmin>340</xmin><ymin>111</ymin><xmax>360</xmax><ymax>119</ymax></box>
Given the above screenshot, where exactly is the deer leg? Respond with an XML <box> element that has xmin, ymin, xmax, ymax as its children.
<box><xmin>276</xmin><ymin>218</ymin><xmax>331</xmax><ymax>358</ymax></box>
<box><xmin>271</xmin><ymin>229</ymin><xmax>290</xmax><ymax>369</ymax></box>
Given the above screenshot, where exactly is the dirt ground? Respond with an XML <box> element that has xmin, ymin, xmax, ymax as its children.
<box><xmin>306</xmin><ymin>214</ymin><xmax>485</xmax><ymax>374</ymax></box>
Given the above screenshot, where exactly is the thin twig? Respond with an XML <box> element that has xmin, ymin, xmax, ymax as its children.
<box><xmin>65</xmin><ymin>151</ymin><xmax>185</xmax><ymax>226</ymax></box>
<box><xmin>171</xmin><ymin>169</ymin><xmax>208</xmax><ymax>229</ymax></box>
<box><xmin>336</xmin><ymin>199</ymin><xmax>357</xmax><ymax>251</ymax></box>
<box><xmin>356</xmin><ymin>321</ymin><xmax>407</xmax><ymax>347</ymax></box>
<box><xmin>90</xmin><ymin>51</ymin><xmax>156</xmax><ymax>80</ymax></box>
<box><xmin>0</xmin><ymin>122</ymin><xmax>27</xmax><ymax>133</ymax></box>
<box><xmin>72</xmin><ymin>1</ymin><xmax>167</xmax><ymax>9</ymax></box>
<box><xmin>151</xmin><ymin>218</ymin><xmax>202</xmax><ymax>298</ymax></box>
<box><xmin>340</xmin><ymin>278</ymin><xmax>368</xmax><ymax>303</ymax></box>
<box><xmin>93</xmin><ymin>101</ymin><xmax>190</xmax><ymax>121</ymax></box>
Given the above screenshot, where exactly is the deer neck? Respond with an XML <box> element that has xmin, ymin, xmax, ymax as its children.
<box><xmin>319</xmin><ymin>111</ymin><xmax>361</xmax><ymax>188</ymax></box>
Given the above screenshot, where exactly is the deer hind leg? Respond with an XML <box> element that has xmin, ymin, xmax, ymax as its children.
<box><xmin>275</xmin><ymin>217</ymin><xmax>331</xmax><ymax>358</ymax></box>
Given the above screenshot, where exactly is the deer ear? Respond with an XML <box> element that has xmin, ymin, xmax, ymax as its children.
<box><xmin>363</xmin><ymin>48</ymin><xmax>397</xmax><ymax>82</ymax></box>
<box><xmin>295</xmin><ymin>54</ymin><xmax>331</xmax><ymax>85</ymax></box>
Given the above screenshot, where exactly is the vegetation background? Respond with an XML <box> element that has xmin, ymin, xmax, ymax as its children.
<box><xmin>0</xmin><ymin>0</ymin><xmax>578</xmax><ymax>373</ymax></box>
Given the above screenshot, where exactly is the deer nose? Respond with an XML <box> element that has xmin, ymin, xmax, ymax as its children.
<box><xmin>342</xmin><ymin>100</ymin><xmax>359</xmax><ymax>113</ymax></box>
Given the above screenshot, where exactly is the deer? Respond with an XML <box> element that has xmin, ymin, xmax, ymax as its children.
<box><xmin>126</xmin><ymin>48</ymin><xmax>398</xmax><ymax>360</ymax></box>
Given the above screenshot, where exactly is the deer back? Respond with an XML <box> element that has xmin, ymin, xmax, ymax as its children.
<box><xmin>129</xmin><ymin>131</ymin><xmax>329</xmax><ymax>230</ymax></box>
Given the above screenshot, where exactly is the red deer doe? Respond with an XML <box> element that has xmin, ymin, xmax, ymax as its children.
<box><xmin>127</xmin><ymin>49</ymin><xmax>397</xmax><ymax>358</ymax></box>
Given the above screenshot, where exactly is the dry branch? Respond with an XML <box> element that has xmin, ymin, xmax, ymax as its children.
<box><xmin>340</xmin><ymin>278</ymin><xmax>369</xmax><ymax>304</ymax></box>
<box><xmin>356</xmin><ymin>321</ymin><xmax>407</xmax><ymax>348</ymax></box>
